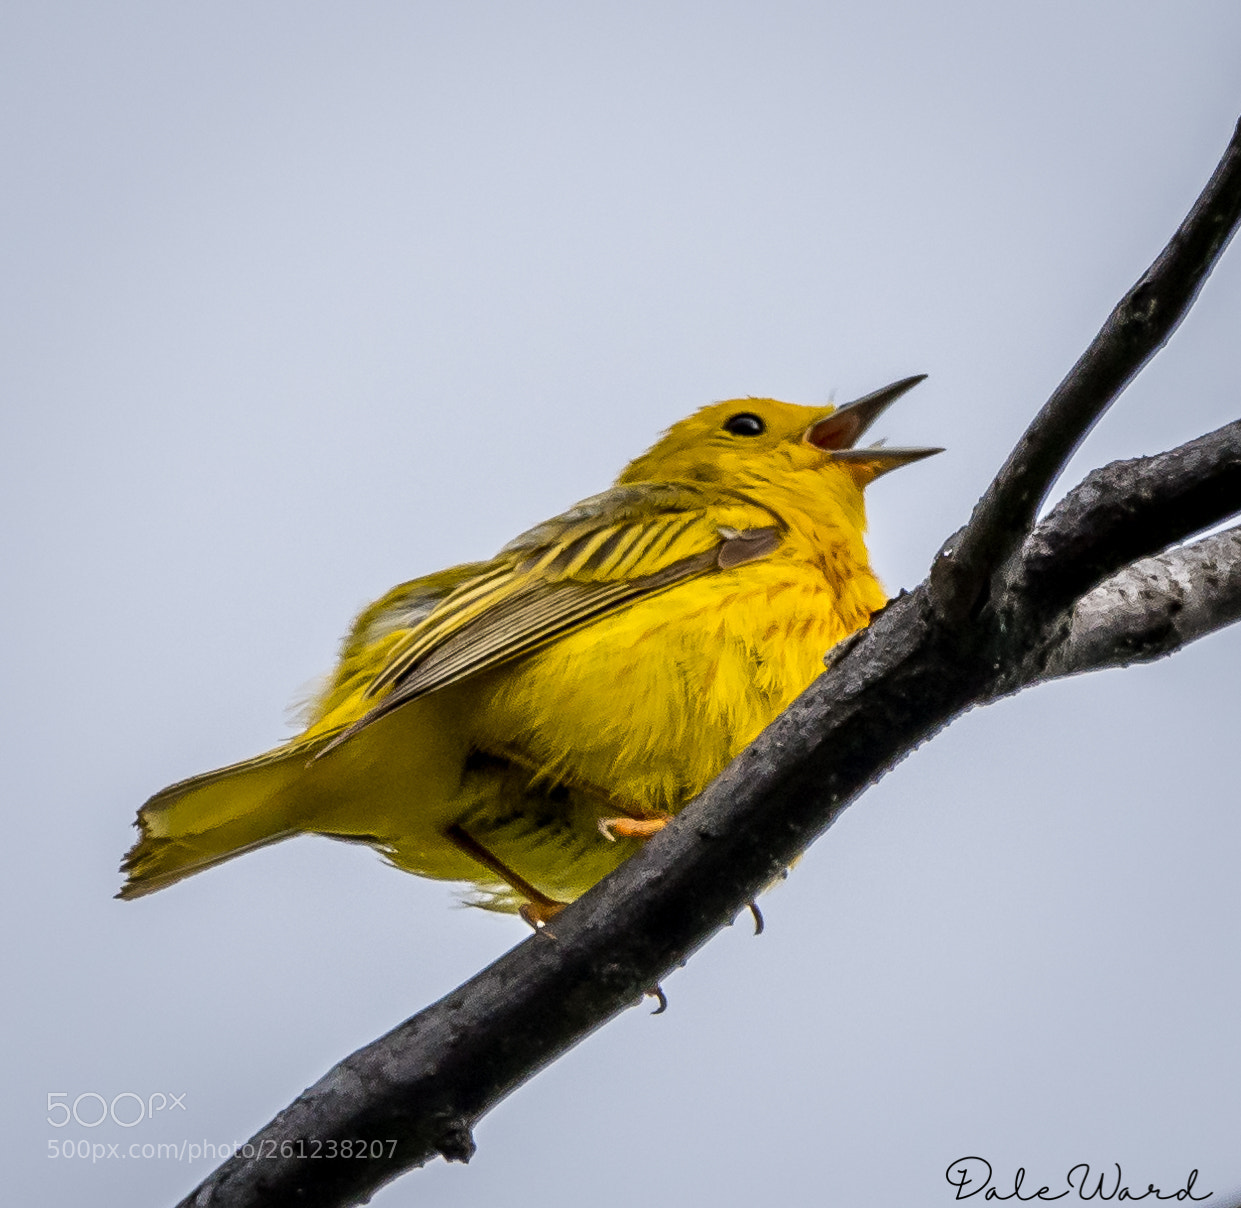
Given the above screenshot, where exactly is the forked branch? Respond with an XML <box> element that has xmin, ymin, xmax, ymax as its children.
<box><xmin>176</xmin><ymin>119</ymin><xmax>1241</xmax><ymax>1208</ymax></box>
<box><xmin>1013</xmin><ymin>417</ymin><xmax>1241</xmax><ymax>616</ymax></box>
<box><xmin>931</xmin><ymin>115</ymin><xmax>1241</xmax><ymax>622</ymax></box>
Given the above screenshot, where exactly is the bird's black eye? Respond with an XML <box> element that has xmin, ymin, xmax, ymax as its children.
<box><xmin>723</xmin><ymin>412</ymin><xmax>765</xmax><ymax>437</ymax></box>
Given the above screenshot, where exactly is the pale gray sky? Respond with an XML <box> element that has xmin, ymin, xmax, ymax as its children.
<box><xmin>4</xmin><ymin>3</ymin><xmax>1240</xmax><ymax>1205</ymax></box>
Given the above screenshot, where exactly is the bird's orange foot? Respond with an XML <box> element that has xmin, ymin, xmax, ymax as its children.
<box><xmin>597</xmin><ymin>813</ymin><xmax>672</xmax><ymax>842</ymax></box>
<box><xmin>519</xmin><ymin>898</ymin><xmax>568</xmax><ymax>930</ymax></box>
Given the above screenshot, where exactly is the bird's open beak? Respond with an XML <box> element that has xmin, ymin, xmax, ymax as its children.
<box><xmin>804</xmin><ymin>375</ymin><xmax>942</xmax><ymax>479</ymax></box>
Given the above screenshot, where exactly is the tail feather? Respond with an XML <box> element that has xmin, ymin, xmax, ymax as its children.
<box><xmin>118</xmin><ymin>739</ymin><xmax>326</xmax><ymax>900</ymax></box>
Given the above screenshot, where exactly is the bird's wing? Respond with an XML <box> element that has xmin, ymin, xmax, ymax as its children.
<box><xmin>319</xmin><ymin>482</ymin><xmax>782</xmax><ymax>750</ymax></box>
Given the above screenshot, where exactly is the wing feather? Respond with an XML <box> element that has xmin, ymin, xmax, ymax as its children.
<box><xmin>318</xmin><ymin>482</ymin><xmax>783</xmax><ymax>753</ymax></box>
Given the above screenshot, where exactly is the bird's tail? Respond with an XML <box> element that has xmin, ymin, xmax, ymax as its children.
<box><xmin>117</xmin><ymin>739</ymin><xmax>327</xmax><ymax>899</ymax></box>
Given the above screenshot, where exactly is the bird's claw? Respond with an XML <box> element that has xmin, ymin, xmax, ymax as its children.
<box><xmin>597</xmin><ymin>815</ymin><xmax>672</xmax><ymax>842</ymax></box>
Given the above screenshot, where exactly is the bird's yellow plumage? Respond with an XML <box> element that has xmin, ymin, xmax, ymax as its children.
<box><xmin>120</xmin><ymin>378</ymin><xmax>939</xmax><ymax>919</ymax></box>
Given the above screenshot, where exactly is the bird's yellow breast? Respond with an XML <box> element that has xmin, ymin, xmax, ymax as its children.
<box><xmin>474</xmin><ymin>535</ymin><xmax>886</xmax><ymax>815</ymax></box>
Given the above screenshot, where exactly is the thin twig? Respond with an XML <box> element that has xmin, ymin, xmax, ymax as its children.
<box><xmin>1039</xmin><ymin>524</ymin><xmax>1241</xmax><ymax>679</ymax></box>
<box><xmin>931</xmin><ymin>117</ymin><xmax>1241</xmax><ymax>621</ymax></box>
<box><xmin>1010</xmin><ymin>417</ymin><xmax>1241</xmax><ymax>617</ymax></box>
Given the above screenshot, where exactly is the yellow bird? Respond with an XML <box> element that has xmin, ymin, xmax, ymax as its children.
<box><xmin>120</xmin><ymin>377</ymin><xmax>939</xmax><ymax>923</ymax></box>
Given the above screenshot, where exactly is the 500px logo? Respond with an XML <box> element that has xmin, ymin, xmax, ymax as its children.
<box><xmin>47</xmin><ymin>1092</ymin><xmax>186</xmax><ymax>1128</ymax></box>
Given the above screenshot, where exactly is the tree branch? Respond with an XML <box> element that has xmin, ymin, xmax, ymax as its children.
<box><xmin>931</xmin><ymin>116</ymin><xmax>1241</xmax><ymax>621</ymax></box>
<box><xmin>178</xmin><ymin>585</ymin><xmax>970</xmax><ymax>1208</ymax></box>
<box><xmin>175</xmin><ymin>117</ymin><xmax>1241</xmax><ymax>1208</ymax></box>
<box><xmin>1011</xmin><ymin>417</ymin><xmax>1241</xmax><ymax>618</ymax></box>
<box><xmin>1039</xmin><ymin>523</ymin><xmax>1241</xmax><ymax>679</ymax></box>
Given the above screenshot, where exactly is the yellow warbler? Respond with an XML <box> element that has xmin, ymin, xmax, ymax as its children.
<box><xmin>120</xmin><ymin>378</ymin><xmax>939</xmax><ymax>922</ymax></box>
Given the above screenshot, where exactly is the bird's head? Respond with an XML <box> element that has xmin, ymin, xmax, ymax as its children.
<box><xmin>617</xmin><ymin>376</ymin><xmax>941</xmax><ymax>504</ymax></box>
